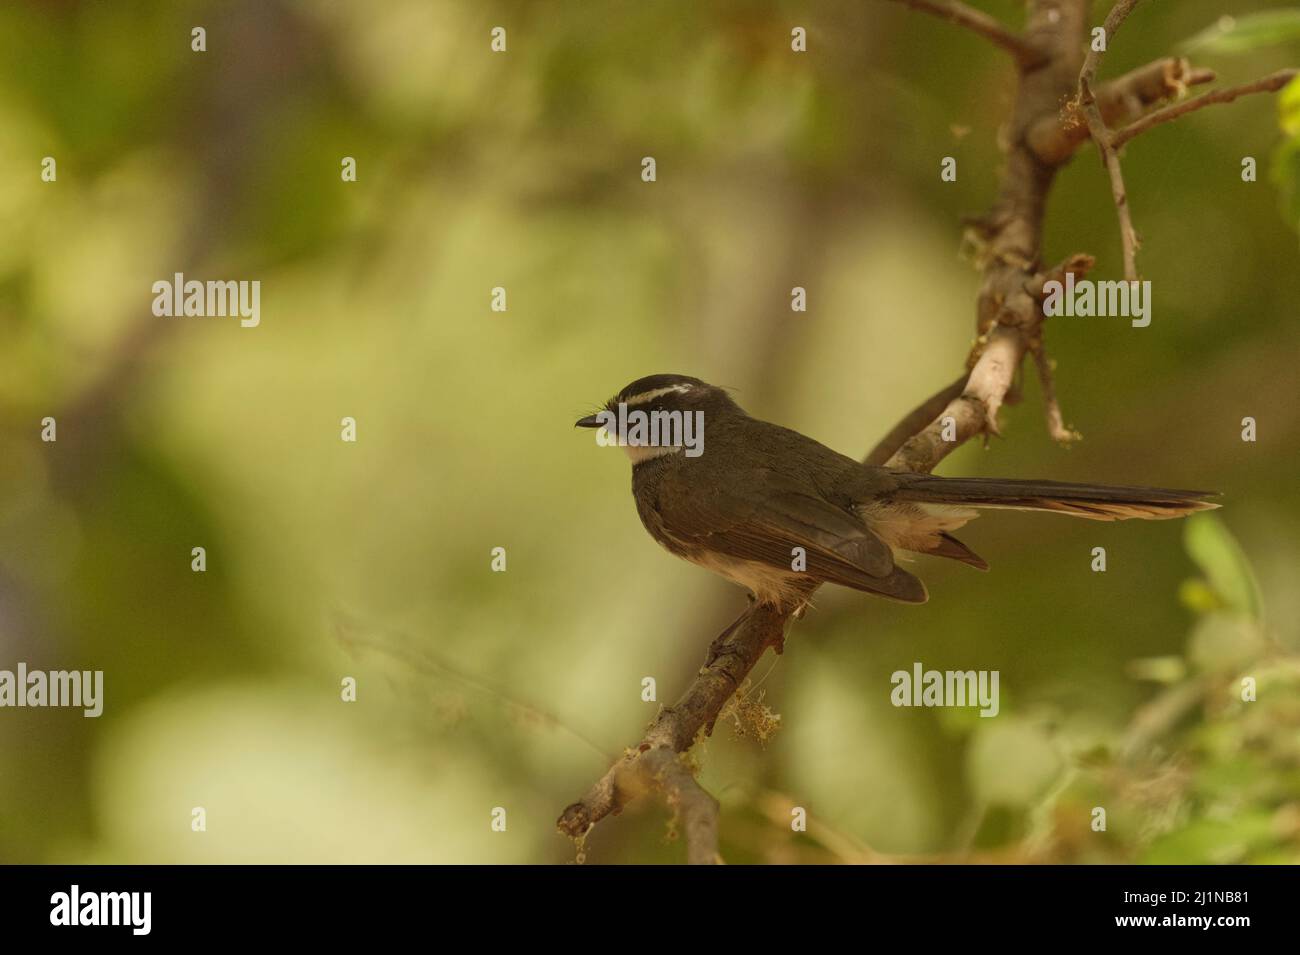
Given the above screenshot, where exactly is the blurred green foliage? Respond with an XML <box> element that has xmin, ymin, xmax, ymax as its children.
<box><xmin>1272</xmin><ymin>73</ymin><xmax>1300</xmax><ymax>234</ymax></box>
<box><xmin>1181</xmin><ymin>8</ymin><xmax>1300</xmax><ymax>55</ymax></box>
<box><xmin>1182</xmin><ymin>7</ymin><xmax>1300</xmax><ymax>238</ymax></box>
<box><xmin>0</xmin><ymin>0</ymin><xmax>1297</xmax><ymax>864</ymax></box>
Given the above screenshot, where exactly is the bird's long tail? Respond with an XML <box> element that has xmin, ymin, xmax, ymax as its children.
<box><xmin>890</xmin><ymin>475</ymin><xmax>1219</xmax><ymax>521</ymax></box>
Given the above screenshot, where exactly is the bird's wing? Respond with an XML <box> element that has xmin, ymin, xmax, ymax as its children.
<box><xmin>655</xmin><ymin>467</ymin><xmax>927</xmax><ymax>603</ymax></box>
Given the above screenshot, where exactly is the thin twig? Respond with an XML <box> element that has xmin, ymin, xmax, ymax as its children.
<box><xmin>883</xmin><ymin>0</ymin><xmax>1044</xmax><ymax>66</ymax></box>
<box><xmin>334</xmin><ymin>614</ymin><xmax>613</xmax><ymax>761</ymax></box>
<box><xmin>1025</xmin><ymin>252</ymin><xmax>1096</xmax><ymax>299</ymax></box>
<box><xmin>1027</xmin><ymin>57</ymin><xmax>1216</xmax><ymax>164</ymax></box>
<box><xmin>1025</xmin><ymin>253</ymin><xmax>1094</xmax><ymax>446</ymax></box>
<box><xmin>1111</xmin><ymin>68</ymin><xmax>1299</xmax><ymax>148</ymax></box>
<box><xmin>1030</xmin><ymin>339</ymin><xmax>1081</xmax><ymax>445</ymax></box>
<box><xmin>1078</xmin><ymin>0</ymin><xmax>1144</xmax><ymax>282</ymax></box>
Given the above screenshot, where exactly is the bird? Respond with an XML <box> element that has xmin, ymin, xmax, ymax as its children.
<box><xmin>575</xmin><ymin>373</ymin><xmax>1218</xmax><ymax>615</ymax></box>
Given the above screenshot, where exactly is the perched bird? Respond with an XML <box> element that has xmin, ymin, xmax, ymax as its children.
<box><xmin>576</xmin><ymin>373</ymin><xmax>1218</xmax><ymax>613</ymax></box>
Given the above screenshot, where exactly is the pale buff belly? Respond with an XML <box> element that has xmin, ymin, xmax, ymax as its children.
<box><xmin>683</xmin><ymin>549</ymin><xmax>811</xmax><ymax>609</ymax></box>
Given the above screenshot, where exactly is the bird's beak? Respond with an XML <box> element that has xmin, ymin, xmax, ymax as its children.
<box><xmin>574</xmin><ymin>414</ymin><xmax>603</xmax><ymax>429</ymax></box>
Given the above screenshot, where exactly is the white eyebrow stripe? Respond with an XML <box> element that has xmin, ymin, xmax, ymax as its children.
<box><xmin>621</xmin><ymin>384</ymin><xmax>694</xmax><ymax>406</ymax></box>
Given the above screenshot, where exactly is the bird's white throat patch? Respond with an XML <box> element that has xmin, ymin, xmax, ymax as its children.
<box><xmin>620</xmin><ymin>442</ymin><xmax>682</xmax><ymax>463</ymax></box>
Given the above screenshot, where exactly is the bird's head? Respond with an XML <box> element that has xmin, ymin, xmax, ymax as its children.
<box><xmin>575</xmin><ymin>374</ymin><xmax>739</xmax><ymax>462</ymax></box>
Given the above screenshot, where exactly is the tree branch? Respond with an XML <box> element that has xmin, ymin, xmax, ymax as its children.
<box><xmin>642</xmin><ymin>748</ymin><xmax>722</xmax><ymax>865</ymax></box>
<box><xmin>1028</xmin><ymin>56</ymin><xmax>1216</xmax><ymax>164</ymax></box>
<box><xmin>883</xmin><ymin>0</ymin><xmax>1045</xmax><ymax>66</ymax></box>
<box><xmin>864</xmin><ymin>375</ymin><xmax>968</xmax><ymax>466</ymax></box>
<box><xmin>556</xmin><ymin>603</ymin><xmax>785</xmax><ymax>859</ymax></box>
<box><xmin>1111</xmin><ymin>68</ymin><xmax>1299</xmax><ymax>148</ymax></box>
<box><xmin>1030</xmin><ymin>337</ymin><xmax>1080</xmax><ymax>444</ymax></box>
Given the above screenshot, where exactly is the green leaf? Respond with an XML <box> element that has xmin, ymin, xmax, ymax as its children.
<box><xmin>1270</xmin><ymin>76</ymin><xmax>1300</xmax><ymax>237</ymax></box>
<box><xmin>1183</xmin><ymin>513</ymin><xmax>1263</xmax><ymax>620</ymax></box>
<box><xmin>1270</xmin><ymin>136</ymin><xmax>1300</xmax><ymax>236</ymax></box>
<box><xmin>1281</xmin><ymin>74</ymin><xmax>1300</xmax><ymax>138</ymax></box>
<box><xmin>970</xmin><ymin>804</ymin><xmax>1026</xmax><ymax>849</ymax></box>
<box><xmin>1178</xmin><ymin>578</ymin><xmax>1224</xmax><ymax>615</ymax></box>
<box><xmin>1179</xmin><ymin>10</ymin><xmax>1300</xmax><ymax>55</ymax></box>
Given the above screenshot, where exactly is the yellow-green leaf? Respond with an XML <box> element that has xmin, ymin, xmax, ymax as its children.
<box><xmin>1280</xmin><ymin>74</ymin><xmax>1300</xmax><ymax>138</ymax></box>
<box><xmin>1184</xmin><ymin>513</ymin><xmax>1263</xmax><ymax>619</ymax></box>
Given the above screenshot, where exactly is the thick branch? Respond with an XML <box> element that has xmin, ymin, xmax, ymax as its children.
<box><xmin>884</xmin><ymin>329</ymin><xmax>1013</xmax><ymax>472</ymax></box>
<box><xmin>556</xmin><ymin>604</ymin><xmax>786</xmax><ymax>857</ymax></box>
<box><xmin>883</xmin><ymin>0</ymin><xmax>1044</xmax><ymax>66</ymax></box>
<box><xmin>864</xmin><ymin>375</ymin><xmax>968</xmax><ymax>466</ymax></box>
<box><xmin>891</xmin><ymin>3</ymin><xmax>1096</xmax><ymax>474</ymax></box>
<box><xmin>1111</xmin><ymin>68</ymin><xmax>1299</xmax><ymax>148</ymax></box>
<box><xmin>886</xmin><ymin>246</ymin><xmax>1094</xmax><ymax>469</ymax></box>
<box><xmin>641</xmin><ymin>748</ymin><xmax>721</xmax><ymax>865</ymax></box>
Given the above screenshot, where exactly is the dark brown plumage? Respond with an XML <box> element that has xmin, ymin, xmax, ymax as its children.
<box><xmin>578</xmin><ymin>375</ymin><xmax>1219</xmax><ymax>612</ymax></box>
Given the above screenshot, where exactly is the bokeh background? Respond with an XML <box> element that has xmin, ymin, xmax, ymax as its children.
<box><xmin>1</xmin><ymin>0</ymin><xmax>1298</xmax><ymax>864</ymax></box>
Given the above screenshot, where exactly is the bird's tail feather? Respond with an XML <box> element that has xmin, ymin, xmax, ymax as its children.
<box><xmin>891</xmin><ymin>475</ymin><xmax>1219</xmax><ymax>522</ymax></box>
